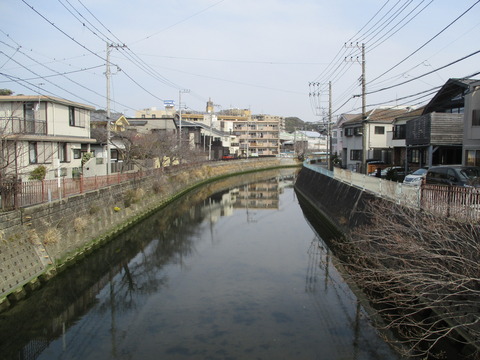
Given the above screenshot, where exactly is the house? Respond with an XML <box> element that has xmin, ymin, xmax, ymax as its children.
<box><xmin>405</xmin><ymin>78</ymin><xmax>476</xmax><ymax>167</ymax></box>
<box><xmin>390</xmin><ymin>107</ymin><xmax>424</xmax><ymax>167</ymax></box>
<box><xmin>462</xmin><ymin>80</ymin><xmax>480</xmax><ymax>166</ymax></box>
<box><xmin>332</xmin><ymin>113</ymin><xmax>357</xmax><ymax>166</ymax></box>
<box><xmin>341</xmin><ymin>106</ymin><xmax>416</xmax><ymax>172</ymax></box>
<box><xmin>0</xmin><ymin>95</ymin><xmax>95</xmax><ymax>181</ymax></box>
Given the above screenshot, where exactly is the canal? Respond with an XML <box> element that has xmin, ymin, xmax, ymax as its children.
<box><xmin>0</xmin><ymin>168</ymin><xmax>401</xmax><ymax>360</ymax></box>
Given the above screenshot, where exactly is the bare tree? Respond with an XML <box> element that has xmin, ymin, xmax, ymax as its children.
<box><xmin>333</xmin><ymin>200</ymin><xmax>480</xmax><ymax>359</ymax></box>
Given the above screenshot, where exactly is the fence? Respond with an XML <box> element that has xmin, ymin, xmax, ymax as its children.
<box><xmin>0</xmin><ymin>166</ymin><xmax>180</xmax><ymax>210</ymax></box>
<box><xmin>305</xmin><ymin>160</ymin><xmax>480</xmax><ymax>223</ymax></box>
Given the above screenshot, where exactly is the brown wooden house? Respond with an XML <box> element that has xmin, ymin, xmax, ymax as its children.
<box><xmin>405</xmin><ymin>78</ymin><xmax>477</xmax><ymax>167</ymax></box>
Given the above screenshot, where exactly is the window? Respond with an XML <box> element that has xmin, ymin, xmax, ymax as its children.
<box><xmin>69</xmin><ymin>106</ymin><xmax>75</xmax><ymax>126</ymax></box>
<box><xmin>374</xmin><ymin>126</ymin><xmax>385</xmax><ymax>135</ymax></box>
<box><xmin>345</xmin><ymin>128</ymin><xmax>354</xmax><ymax>136</ymax></box>
<box><xmin>409</xmin><ymin>149</ymin><xmax>420</xmax><ymax>163</ymax></box>
<box><xmin>29</xmin><ymin>142</ymin><xmax>37</xmax><ymax>164</ymax></box>
<box><xmin>466</xmin><ymin>150</ymin><xmax>480</xmax><ymax>166</ymax></box>
<box><xmin>73</xmin><ymin>149</ymin><xmax>82</xmax><ymax>159</ymax></box>
<box><xmin>472</xmin><ymin>110</ymin><xmax>480</xmax><ymax>126</ymax></box>
<box><xmin>58</xmin><ymin>143</ymin><xmax>68</xmax><ymax>162</ymax></box>
<box><xmin>24</xmin><ymin>102</ymin><xmax>35</xmax><ymax>121</ymax></box>
<box><xmin>350</xmin><ymin>149</ymin><xmax>362</xmax><ymax>161</ymax></box>
<box><xmin>354</xmin><ymin>127</ymin><xmax>362</xmax><ymax>136</ymax></box>
<box><xmin>393</xmin><ymin>124</ymin><xmax>406</xmax><ymax>139</ymax></box>
<box><xmin>69</xmin><ymin>107</ymin><xmax>86</xmax><ymax>127</ymax></box>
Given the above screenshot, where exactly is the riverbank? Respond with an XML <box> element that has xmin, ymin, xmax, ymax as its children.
<box><xmin>0</xmin><ymin>158</ymin><xmax>299</xmax><ymax>311</ymax></box>
<box><xmin>295</xmin><ymin>165</ymin><xmax>480</xmax><ymax>359</ymax></box>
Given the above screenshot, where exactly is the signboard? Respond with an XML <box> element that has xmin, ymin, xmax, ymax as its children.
<box><xmin>164</xmin><ymin>100</ymin><xmax>175</xmax><ymax>107</ymax></box>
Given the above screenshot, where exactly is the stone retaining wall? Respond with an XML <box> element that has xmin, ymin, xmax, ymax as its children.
<box><xmin>0</xmin><ymin>158</ymin><xmax>298</xmax><ymax>310</ymax></box>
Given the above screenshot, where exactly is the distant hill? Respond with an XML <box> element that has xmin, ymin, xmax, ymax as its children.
<box><xmin>284</xmin><ymin>117</ymin><xmax>325</xmax><ymax>134</ymax></box>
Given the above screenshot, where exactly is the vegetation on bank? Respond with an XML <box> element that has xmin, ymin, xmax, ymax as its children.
<box><xmin>334</xmin><ymin>200</ymin><xmax>480</xmax><ymax>360</ymax></box>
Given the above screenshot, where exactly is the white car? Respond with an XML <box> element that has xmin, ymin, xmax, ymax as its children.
<box><xmin>403</xmin><ymin>168</ymin><xmax>428</xmax><ymax>186</ymax></box>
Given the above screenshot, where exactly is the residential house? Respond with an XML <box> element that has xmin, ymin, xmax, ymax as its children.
<box><xmin>0</xmin><ymin>95</ymin><xmax>95</xmax><ymax>181</ymax></box>
<box><xmin>390</xmin><ymin>107</ymin><xmax>424</xmax><ymax>167</ymax></box>
<box><xmin>332</xmin><ymin>113</ymin><xmax>357</xmax><ymax>166</ymax></box>
<box><xmin>462</xmin><ymin>80</ymin><xmax>480</xmax><ymax>166</ymax></box>
<box><xmin>341</xmin><ymin>106</ymin><xmax>416</xmax><ymax>172</ymax></box>
<box><xmin>405</xmin><ymin>78</ymin><xmax>476</xmax><ymax>167</ymax></box>
<box><xmin>88</xmin><ymin>111</ymin><xmax>133</xmax><ymax>176</ymax></box>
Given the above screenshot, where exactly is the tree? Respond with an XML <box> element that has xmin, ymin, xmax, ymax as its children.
<box><xmin>0</xmin><ymin>89</ymin><xmax>13</xmax><ymax>96</ymax></box>
<box><xmin>333</xmin><ymin>200</ymin><xmax>480</xmax><ymax>359</ymax></box>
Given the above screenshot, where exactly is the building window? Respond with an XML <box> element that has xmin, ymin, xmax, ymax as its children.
<box><xmin>345</xmin><ymin>128</ymin><xmax>354</xmax><ymax>136</ymax></box>
<box><xmin>466</xmin><ymin>150</ymin><xmax>480</xmax><ymax>166</ymax></box>
<box><xmin>393</xmin><ymin>124</ymin><xmax>406</xmax><ymax>139</ymax></box>
<box><xmin>69</xmin><ymin>107</ymin><xmax>86</xmax><ymax>127</ymax></box>
<box><xmin>58</xmin><ymin>143</ymin><xmax>68</xmax><ymax>162</ymax></box>
<box><xmin>472</xmin><ymin>110</ymin><xmax>480</xmax><ymax>126</ymax></box>
<box><xmin>350</xmin><ymin>149</ymin><xmax>362</xmax><ymax>161</ymax></box>
<box><xmin>409</xmin><ymin>149</ymin><xmax>420</xmax><ymax>163</ymax></box>
<box><xmin>354</xmin><ymin>127</ymin><xmax>363</xmax><ymax>136</ymax></box>
<box><xmin>374</xmin><ymin>126</ymin><xmax>385</xmax><ymax>135</ymax></box>
<box><xmin>69</xmin><ymin>106</ymin><xmax>75</xmax><ymax>126</ymax></box>
<box><xmin>73</xmin><ymin>149</ymin><xmax>82</xmax><ymax>159</ymax></box>
<box><xmin>29</xmin><ymin>142</ymin><xmax>37</xmax><ymax>164</ymax></box>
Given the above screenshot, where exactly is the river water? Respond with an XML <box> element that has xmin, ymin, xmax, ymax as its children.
<box><xmin>0</xmin><ymin>168</ymin><xmax>401</xmax><ymax>360</ymax></box>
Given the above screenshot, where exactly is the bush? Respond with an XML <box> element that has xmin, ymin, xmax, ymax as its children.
<box><xmin>29</xmin><ymin>165</ymin><xmax>47</xmax><ymax>180</ymax></box>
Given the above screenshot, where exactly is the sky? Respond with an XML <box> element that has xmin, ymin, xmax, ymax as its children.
<box><xmin>1</xmin><ymin>0</ymin><xmax>479</xmax><ymax>123</ymax></box>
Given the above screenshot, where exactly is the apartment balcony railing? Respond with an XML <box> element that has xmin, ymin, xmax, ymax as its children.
<box><xmin>0</xmin><ymin>117</ymin><xmax>47</xmax><ymax>136</ymax></box>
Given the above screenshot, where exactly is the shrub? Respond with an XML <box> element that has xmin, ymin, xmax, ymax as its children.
<box><xmin>29</xmin><ymin>165</ymin><xmax>47</xmax><ymax>180</ymax></box>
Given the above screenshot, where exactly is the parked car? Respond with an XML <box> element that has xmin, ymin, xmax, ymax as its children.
<box><xmin>369</xmin><ymin>166</ymin><xmax>407</xmax><ymax>182</ymax></box>
<box><xmin>425</xmin><ymin>165</ymin><xmax>480</xmax><ymax>187</ymax></box>
<box><xmin>403</xmin><ymin>167</ymin><xmax>428</xmax><ymax>186</ymax></box>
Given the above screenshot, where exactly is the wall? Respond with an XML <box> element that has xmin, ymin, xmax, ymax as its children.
<box><xmin>0</xmin><ymin>158</ymin><xmax>298</xmax><ymax>311</ymax></box>
<box><xmin>294</xmin><ymin>166</ymin><xmax>375</xmax><ymax>237</ymax></box>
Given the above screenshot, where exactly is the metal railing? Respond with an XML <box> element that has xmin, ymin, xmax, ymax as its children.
<box><xmin>0</xmin><ymin>117</ymin><xmax>47</xmax><ymax>135</ymax></box>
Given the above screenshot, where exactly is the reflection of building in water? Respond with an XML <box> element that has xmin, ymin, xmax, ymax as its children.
<box><xmin>235</xmin><ymin>178</ymin><xmax>280</xmax><ymax>209</ymax></box>
<box><xmin>200</xmin><ymin>177</ymin><xmax>282</xmax><ymax>224</ymax></box>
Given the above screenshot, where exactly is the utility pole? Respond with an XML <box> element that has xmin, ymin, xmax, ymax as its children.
<box><xmin>105</xmin><ymin>43</ymin><xmax>126</xmax><ymax>175</ymax></box>
<box><xmin>178</xmin><ymin>89</ymin><xmax>190</xmax><ymax>147</ymax></box>
<box><xmin>328</xmin><ymin>81</ymin><xmax>332</xmax><ymax>171</ymax></box>
<box><xmin>106</xmin><ymin>42</ymin><xmax>111</xmax><ymax>176</ymax></box>
<box><xmin>361</xmin><ymin>43</ymin><xmax>367</xmax><ymax>173</ymax></box>
<box><xmin>346</xmin><ymin>42</ymin><xmax>367</xmax><ymax>172</ymax></box>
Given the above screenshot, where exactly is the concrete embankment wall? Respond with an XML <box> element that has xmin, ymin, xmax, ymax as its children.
<box><xmin>0</xmin><ymin>158</ymin><xmax>299</xmax><ymax>310</ymax></box>
<box><xmin>294</xmin><ymin>166</ymin><xmax>376</xmax><ymax>237</ymax></box>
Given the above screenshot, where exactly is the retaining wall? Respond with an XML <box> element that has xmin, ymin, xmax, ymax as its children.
<box><xmin>0</xmin><ymin>158</ymin><xmax>298</xmax><ymax>310</ymax></box>
<box><xmin>294</xmin><ymin>166</ymin><xmax>376</xmax><ymax>236</ymax></box>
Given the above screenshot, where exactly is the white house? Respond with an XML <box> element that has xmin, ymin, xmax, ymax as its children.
<box><xmin>0</xmin><ymin>95</ymin><xmax>95</xmax><ymax>180</ymax></box>
<box><xmin>341</xmin><ymin>106</ymin><xmax>417</xmax><ymax>172</ymax></box>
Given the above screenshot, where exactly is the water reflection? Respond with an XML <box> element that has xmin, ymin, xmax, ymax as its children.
<box><xmin>0</xmin><ymin>169</ymin><xmax>400</xmax><ymax>360</ymax></box>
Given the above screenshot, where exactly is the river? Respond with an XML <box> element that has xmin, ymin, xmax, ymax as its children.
<box><xmin>0</xmin><ymin>168</ymin><xmax>400</xmax><ymax>360</ymax></box>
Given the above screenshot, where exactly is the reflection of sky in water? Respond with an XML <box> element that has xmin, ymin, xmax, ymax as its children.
<box><xmin>37</xmin><ymin>175</ymin><xmax>399</xmax><ymax>360</ymax></box>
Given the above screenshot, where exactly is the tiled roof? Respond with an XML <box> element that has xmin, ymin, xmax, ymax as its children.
<box><xmin>344</xmin><ymin>106</ymin><xmax>419</xmax><ymax>125</ymax></box>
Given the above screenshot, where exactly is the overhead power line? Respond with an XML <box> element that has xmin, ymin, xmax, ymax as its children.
<box><xmin>361</xmin><ymin>49</ymin><xmax>480</xmax><ymax>96</ymax></box>
<box><xmin>369</xmin><ymin>0</ymin><xmax>480</xmax><ymax>85</ymax></box>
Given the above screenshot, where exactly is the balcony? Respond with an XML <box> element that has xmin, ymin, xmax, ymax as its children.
<box><xmin>0</xmin><ymin>117</ymin><xmax>47</xmax><ymax>136</ymax></box>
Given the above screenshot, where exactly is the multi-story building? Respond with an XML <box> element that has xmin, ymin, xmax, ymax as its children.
<box><xmin>219</xmin><ymin>110</ymin><xmax>280</xmax><ymax>157</ymax></box>
<box><xmin>0</xmin><ymin>95</ymin><xmax>95</xmax><ymax>180</ymax></box>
